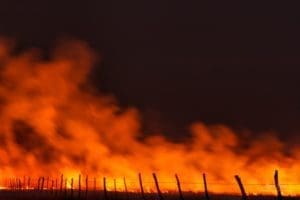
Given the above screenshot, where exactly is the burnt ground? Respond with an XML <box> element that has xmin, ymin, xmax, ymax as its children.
<box><xmin>0</xmin><ymin>190</ymin><xmax>297</xmax><ymax>200</ymax></box>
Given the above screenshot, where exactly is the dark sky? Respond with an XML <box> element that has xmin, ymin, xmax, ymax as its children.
<box><xmin>1</xmin><ymin>1</ymin><xmax>300</xmax><ymax>139</ymax></box>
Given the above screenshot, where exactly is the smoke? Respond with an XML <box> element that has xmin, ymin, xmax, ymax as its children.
<box><xmin>0</xmin><ymin>38</ymin><xmax>299</xmax><ymax>194</ymax></box>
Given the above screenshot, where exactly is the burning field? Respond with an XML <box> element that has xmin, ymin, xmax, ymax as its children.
<box><xmin>0</xmin><ymin>38</ymin><xmax>300</xmax><ymax>198</ymax></box>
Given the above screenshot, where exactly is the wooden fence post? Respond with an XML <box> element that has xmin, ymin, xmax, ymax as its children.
<box><xmin>138</xmin><ymin>173</ymin><xmax>146</xmax><ymax>200</ymax></box>
<box><xmin>23</xmin><ymin>176</ymin><xmax>26</xmax><ymax>190</ymax></box>
<box><xmin>64</xmin><ymin>178</ymin><xmax>68</xmax><ymax>198</ymax></box>
<box><xmin>60</xmin><ymin>174</ymin><xmax>63</xmax><ymax>194</ymax></box>
<box><xmin>27</xmin><ymin>177</ymin><xmax>31</xmax><ymax>190</ymax></box>
<box><xmin>114</xmin><ymin>178</ymin><xmax>117</xmax><ymax>199</ymax></box>
<box><xmin>55</xmin><ymin>179</ymin><xmax>58</xmax><ymax>196</ymax></box>
<box><xmin>16</xmin><ymin>178</ymin><xmax>19</xmax><ymax>190</ymax></box>
<box><xmin>37</xmin><ymin>177</ymin><xmax>41</xmax><ymax>191</ymax></box>
<box><xmin>274</xmin><ymin>170</ymin><xmax>282</xmax><ymax>200</ymax></box>
<box><xmin>46</xmin><ymin>177</ymin><xmax>49</xmax><ymax>190</ymax></box>
<box><xmin>234</xmin><ymin>175</ymin><xmax>248</xmax><ymax>200</ymax></box>
<box><xmin>175</xmin><ymin>174</ymin><xmax>184</xmax><ymax>200</ymax></box>
<box><xmin>51</xmin><ymin>179</ymin><xmax>54</xmax><ymax>194</ymax></box>
<box><xmin>14</xmin><ymin>178</ymin><xmax>17</xmax><ymax>190</ymax></box>
<box><xmin>152</xmin><ymin>173</ymin><xmax>164</xmax><ymax>200</ymax></box>
<box><xmin>78</xmin><ymin>174</ymin><xmax>81</xmax><ymax>199</ymax></box>
<box><xmin>11</xmin><ymin>178</ymin><xmax>13</xmax><ymax>190</ymax></box>
<box><xmin>41</xmin><ymin>177</ymin><xmax>45</xmax><ymax>191</ymax></box>
<box><xmin>9</xmin><ymin>178</ymin><xmax>12</xmax><ymax>190</ymax></box>
<box><xmin>18</xmin><ymin>178</ymin><xmax>21</xmax><ymax>191</ymax></box>
<box><xmin>203</xmin><ymin>173</ymin><xmax>210</xmax><ymax>200</ymax></box>
<box><xmin>86</xmin><ymin>175</ymin><xmax>89</xmax><ymax>197</ymax></box>
<box><xmin>70</xmin><ymin>178</ymin><xmax>74</xmax><ymax>198</ymax></box>
<box><xmin>123</xmin><ymin>177</ymin><xmax>129</xmax><ymax>200</ymax></box>
<box><xmin>103</xmin><ymin>177</ymin><xmax>108</xmax><ymax>200</ymax></box>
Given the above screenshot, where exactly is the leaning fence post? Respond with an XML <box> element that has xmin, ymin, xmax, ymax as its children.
<box><xmin>175</xmin><ymin>174</ymin><xmax>184</xmax><ymax>200</ymax></box>
<box><xmin>203</xmin><ymin>173</ymin><xmax>210</xmax><ymax>200</ymax></box>
<box><xmin>123</xmin><ymin>177</ymin><xmax>129</xmax><ymax>200</ymax></box>
<box><xmin>103</xmin><ymin>177</ymin><xmax>108</xmax><ymax>200</ymax></box>
<box><xmin>234</xmin><ymin>175</ymin><xmax>248</xmax><ymax>200</ymax></box>
<box><xmin>152</xmin><ymin>173</ymin><xmax>164</xmax><ymax>200</ymax></box>
<box><xmin>138</xmin><ymin>173</ymin><xmax>146</xmax><ymax>200</ymax></box>
<box><xmin>274</xmin><ymin>170</ymin><xmax>282</xmax><ymax>200</ymax></box>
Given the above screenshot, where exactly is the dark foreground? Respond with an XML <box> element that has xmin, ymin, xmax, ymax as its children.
<box><xmin>0</xmin><ymin>190</ymin><xmax>297</xmax><ymax>200</ymax></box>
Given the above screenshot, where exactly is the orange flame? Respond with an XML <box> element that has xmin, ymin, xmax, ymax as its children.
<box><xmin>0</xmin><ymin>38</ymin><xmax>299</xmax><ymax>195</ymax></box>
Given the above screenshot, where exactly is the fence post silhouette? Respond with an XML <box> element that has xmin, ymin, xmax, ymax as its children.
<box><xmin>78</xmin><ymin>174</ymin><xmax>81</xmax><ymax>199</ymax></box>
<box><xmin>274</xmin><ymin>170</ymin><xmax>282</xmax><ymax>200</ymax></box>
<box><xmin>18</xmin><ymin>178</ymin><xmax>21</xmax><ymax>191</ymax></box>
<box><xmin>175</xmin><ymin>174</ymin><xmax>184</xmax><ymax>200</ymax></box>
<box><xmin>16</xmin><ymin>179</ymin><xmax>19</xmax><ymax>190</ymax></box>
<box><xmin>103</xmin><ymin>177</ymin><xmax>108</xmax><ymax>200</ymax></box>
<box><xmin>27</xmin><ymin>177</ymin><xmax>31</xmax><ymax>190</ymax></box>
<box><xmin>234</xmin><ymin>175</ymin><xmax>248</xmax><ymax>200</ymax></box>
<box><xmin>114</xmin><ymin>178</ymin><xmax>117</xmax><ymax>200</ymax></box>
<box><xmin>60</xmin><ymin>174</ymin><xmax>63</xmax><ymax>194</ymax></box>
<box><xmin>41</xmin><ymin>177</ymin><xmax>45</xmax><ymax>191</ymax></box>
<box><xmin>138</xmin><ymin>173</ymin><xmax>146</xmax><ymax>200</ymax></box>
<box><xmin>46</xmin><ymin>176</ymin><xmax>49</xmax><ymax>191</ymax></box>
<box><xmin>11</xmin><ymin>179</ymin><xmax>13</xmax><ymax>190</ymax></box>
<box><xmin>64</xmin><ymin>178</ymin><xmax>67</xmax><ymax>198</ymax></box>
<box><xmin>153</xmin><ymin>173</ymin><xmax>164</xmax><ymax>200</ymax></box>
<box><xmin>70</xmin><ymin>178</ymin><xmax>74</xmax><ymax>198</ymax></box>
<box><xmin>55</xmin><ymin>178</ymin><xmax>58</xmax><ymax>196</ymax></box>
<box><xmin>23</xmin><ymin>176</ymin><xmax>26</xmax><ymax>190</ymax></box>
<box><xmin>9</xmin><ymin>179</ymin><xmax>12</xmax><ymax>190</ymax></box>
<box><xmin>203</xmin><ymin>173</ymin><xmax>210</xmax><ymax>200</ymax></box>
<box><xmin>123</xmin><ymin>177</ymin><xmax>129</xmax><ymax>200</ymax></box>
<box><xmin>37</xmin><ymin>177</ymin><xmax>41</xmax><ymax>191</ymax></box>
<box><xmin>86</xmin><ymin>175</ymin><xmax>89</xmax><ymax>197</ymax></box>
<box><xmin>51</xmin><ymin>179</ymin><xmax>54</xmax><ymax>194</ymax></box>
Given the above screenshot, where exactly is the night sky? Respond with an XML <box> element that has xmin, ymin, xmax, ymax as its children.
<box><xmin>1</xmin><ymin>1</ymin><xmax>300</xmax><ymax>140</ymax></box>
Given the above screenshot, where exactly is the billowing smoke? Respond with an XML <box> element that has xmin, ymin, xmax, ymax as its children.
<box><xmin>0</xmin><ymin>38</ymin><xmax>299</xmax><ymax>195</ymax></box>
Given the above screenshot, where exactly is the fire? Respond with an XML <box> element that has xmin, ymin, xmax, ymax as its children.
<box><xmin>0</xmin><ymin>37</ymin><xmax>300</xmax><ymax>195</ymax></box>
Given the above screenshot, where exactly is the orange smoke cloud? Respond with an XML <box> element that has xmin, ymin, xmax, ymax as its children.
<box><xmin>0</xmin><ymin>38</ymin><xmax>299</xmax><ymax>195</ymax></box>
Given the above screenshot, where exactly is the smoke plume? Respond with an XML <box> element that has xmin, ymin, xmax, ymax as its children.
<box><xmin>0</xmin><ymin>38</ymin><xmax>299</xmax><ymax>195</ymax></box>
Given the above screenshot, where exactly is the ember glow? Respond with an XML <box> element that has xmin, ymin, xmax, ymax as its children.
<box><xmin>0</xmin><ymin>38</ymin><xmax>300</xmax><ymax>195</ymax></box>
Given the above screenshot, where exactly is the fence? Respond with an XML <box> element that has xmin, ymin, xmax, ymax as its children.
<box><xmin>3</xmin><ymin>170</ymin><xmax>296</xmax><ymax>199</ymax></box>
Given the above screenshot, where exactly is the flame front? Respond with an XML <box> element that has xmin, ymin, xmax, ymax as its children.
<box><xmin>0</xmin><ymin>38</ymin><xmax>300</xmax><ymax>195</ymax></box>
